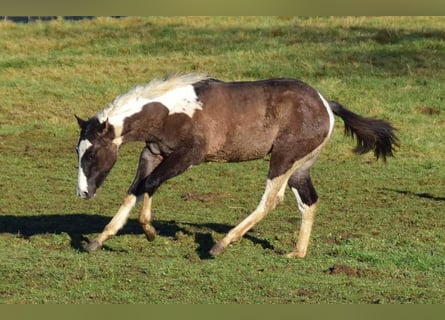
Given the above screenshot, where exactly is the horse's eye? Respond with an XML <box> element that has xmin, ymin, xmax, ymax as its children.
<box><xmin>86</xmin><ymin>152</ymin><xmax>95</xmax><ymax>160</ymax></box>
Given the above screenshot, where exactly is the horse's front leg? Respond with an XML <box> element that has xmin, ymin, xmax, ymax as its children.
<box><xmin>129</xmin><ymin>146</ymin><xmax>163</xmax><ymax>242</ymax></box>
<box><xmin>136</xmin><ymin>144</ymin><xmax>202</xmax><ymax>244</ymax></box>
<box><xmin>85</xmin><ymin>146</ymin><xmax>163</xmax><ymax>252</ymax></box>
<box><xmin>139</xmin><ymin>193</ymin><xmax>156</xmax><ymax>241</ymax></box>
<box><xmin>85</xmin><ymin>193</ymin><xmax>138</xmax><ymax>251</ymax></box>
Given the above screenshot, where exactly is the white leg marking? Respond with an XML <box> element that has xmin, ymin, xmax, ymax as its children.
<box><xmin>287</xmin><ymin>202</ymin><xmax>317</xmax><ymax>258</ymax></box>
<box><xmin>276</xmin><ymin>181</ymin><xmax>287</xmax><ymax>205</ymax></box>
<box><xmin>291</xmin><ymin>187</ymin><xmax>309</xmax><ymax>213</ymax></box>
<box><xmin>95</xmin><ymin>194</ymin><xmax>138</xmax><ymax>245</ymax></box>
<box><xmin>210</xmin><ymin>175</ymin><xmax>290</xmax><ymax>255</ymax></box>
<box><xmin>211</xmin><ymin>150</ymin><xmax>326</xmax><ymax>256</ymax></box>
<box><xmin>139</xmin><ymin>193</ymin><xmax>156</xmax><ymax>241</ymax></box>
<box><xmin>289</xmin><ymin>186</ymin><xmax>317</xmax><ymax>258</ymax></box>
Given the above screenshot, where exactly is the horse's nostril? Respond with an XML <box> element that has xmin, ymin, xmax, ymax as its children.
<box><xmin>77</xmin><ymin>189</ymin><xmax>90</xmax><ymax>199</ymax></box>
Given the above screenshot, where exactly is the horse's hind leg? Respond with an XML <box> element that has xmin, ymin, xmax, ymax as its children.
<box><xmin>209</xmin><ymin>136</ymin><xmax>325</xmax><ymax>257</ymax></box>
<box><xmin>286</xmin><ymin>168</ymin><xmax>319</xmax><ymax>258</ymax></box>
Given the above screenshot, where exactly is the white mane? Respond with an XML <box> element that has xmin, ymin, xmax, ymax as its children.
<box><xmin>96</xmin><ymin>73</ymin><xmax>210</xmax><ymax>124</ymax></box>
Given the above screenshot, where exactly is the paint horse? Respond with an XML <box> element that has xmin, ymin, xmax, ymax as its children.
<box><xmin>76</xmin><ymin>73</ymin><xmax>398</xmax><ymax>258</ymax></box>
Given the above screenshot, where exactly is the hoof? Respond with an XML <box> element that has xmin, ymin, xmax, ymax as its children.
<box><xmin>286</xmin><ymin>251</ymin><xmax>306</xmax><ymax>258</ymax></box>
<box><xmin>209</xmin><ymin>241</ymin><xmax>226</xmax><ymax>256</ymax></box>
<box><xmin>142</xmin><ymin>224</ymin><xmax>157</xmax><ymax>242</ymax></box>
<box><xmin>84</xmin><ymin>239</ymin><xmax>102</xmax><ymax>252</ymax></box>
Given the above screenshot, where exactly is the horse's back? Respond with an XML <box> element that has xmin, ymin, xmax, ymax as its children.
<box><xmin>193</xmin><ymin>78</ymin><xmax>332</xmax><ymax>162</ymax></box>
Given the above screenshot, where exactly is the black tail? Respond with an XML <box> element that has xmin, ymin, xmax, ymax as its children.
<box><xmin>329</xmin><ymin>100</ymin><xmax>399</xmax><ymax>160</ymax></box>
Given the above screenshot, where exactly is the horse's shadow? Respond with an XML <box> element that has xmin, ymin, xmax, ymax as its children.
<box><xmin>0</xmin><ymin>213</ymin><xmax>274</xmax><ymax>259</ymax></box>
<box><xmin>381</xmin><ymin>188</ymin><xmax>445</xmax><ymax>202</ymax></box>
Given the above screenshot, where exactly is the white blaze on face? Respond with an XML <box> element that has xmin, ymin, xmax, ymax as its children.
<box><xmin>77</xmin><ymin>139</ymin><xmax>92</xmax><ymax>197</ymax></box>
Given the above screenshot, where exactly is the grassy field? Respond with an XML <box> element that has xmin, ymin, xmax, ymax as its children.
<box><xmin>0</xmin><ymin>16</ymin><xmax>444</xmax><ymax>303</ymax></box>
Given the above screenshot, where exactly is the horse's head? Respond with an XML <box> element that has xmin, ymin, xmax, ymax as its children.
<box><xmin>75</xmin><ymin>115</ymin><xmax>118</xmax><ymax>199</ymax></box>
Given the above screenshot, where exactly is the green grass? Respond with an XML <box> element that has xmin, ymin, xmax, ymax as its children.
<box><xmin>0</xmin><ymin>16</ymin><xmax>444</xmax><ymax>303</ymax></box>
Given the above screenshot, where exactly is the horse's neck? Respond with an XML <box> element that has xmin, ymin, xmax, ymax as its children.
<box><xmin>111</xmin><ymin>130</ymin><xmax>141</xmax><ymax>147</ymax></box>
<box><xmin>112</xmin><ymin>123</ymin><xmax>154</xmax><ymax>147</ymax></box>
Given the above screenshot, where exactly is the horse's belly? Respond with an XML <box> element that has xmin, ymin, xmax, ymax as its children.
<box><xmin>204</xmin><ymin>129</ymin><xmax>275</xmax><ymax>162</ymax></box>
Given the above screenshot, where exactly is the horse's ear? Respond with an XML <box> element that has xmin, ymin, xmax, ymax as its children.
<box><xmin>75</xmin><ymin>115</ymin><xmax>86</xmax><ymax>128</ymax></box>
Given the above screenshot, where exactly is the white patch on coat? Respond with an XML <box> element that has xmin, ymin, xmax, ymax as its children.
<box><xmin>77</xmin><ymin>139</ymin><xmax>92</xmax><ymax>197</ymax></box>
<box><xmin>96</xmin><ymin>73</ymin><xmax>209</xmax><ymax>130</ymax></box>
<box><xmin>317</xmin><ymin>92</ymin><xmax>335</xmax><ymax>137</ymax></box>
<box><xmin>157</xmin><ymin>85</ymin><xmax>203</xmax><ymax>117</ymax></box>
<box><xmin>98</xmin><ymin>96</ymin><xmax>151</xmax><ymax>130</ymax></box>
<box><xmin>291</xmin><ymin>187</ymin><xmax>309</xmax><ymax>213</ymax></box>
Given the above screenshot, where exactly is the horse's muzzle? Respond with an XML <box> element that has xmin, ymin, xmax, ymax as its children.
<box><xmin>77</xmin><ymin>188</ymin><xmax>94</xmax><ymax>200</ymax></box>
